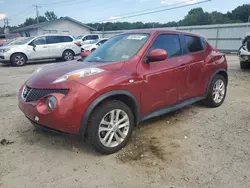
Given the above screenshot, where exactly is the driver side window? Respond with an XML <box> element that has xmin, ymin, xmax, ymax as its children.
<box><xmin>149</xmin><ymin>34</ymin><xmax>182</xmax><ymax>58</ymax></box>
<box><xmin>32</xmin><ymin>36</ymin><xmax>47</xmax><ymax>45</ymax></box>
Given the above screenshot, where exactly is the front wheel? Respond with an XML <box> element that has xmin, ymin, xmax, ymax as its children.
<box><xmin>62</xmin><ymin>50</ymin><xmax>74</xmax><ymax>61</ymax></box>
<box><xmin>11</xmin><ymin>53</ymin><xmax>27</xmax><ymax>66</ymax></box>
<box><xmin>203</xmin><ymin>75</ymin><xmax>227</xmax><ymax>107</ymax></box>
<box><xmin>87</xmin><ymin>100</ymin><xmax>134</xmax><ymax>154</ymax></box>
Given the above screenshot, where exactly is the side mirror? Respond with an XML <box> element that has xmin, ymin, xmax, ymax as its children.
<box><xmin>29</xmin><ymin>43</ymin><xmax>36</xmax><ymax>48</ymax></box>
<box><xmin>146</xmin><ymin>49</ymin><xmax>168</xmax><ymax>63</ymax></box>
<box><xmin>80</xmin><ymin>51</ymin><xmax>91</xmax><ymax>59</ymax></box>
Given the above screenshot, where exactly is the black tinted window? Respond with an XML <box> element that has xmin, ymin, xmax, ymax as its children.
<box><xmin>150</xmin><ymin>34</ymin><xmax>181</xmax><ymax>58</ymax></box>
<box><xmin>86</xmin><ymin>35</ymin><xmax>99</xmax><ymax>40</ymax></box>
<box><xmin>47</xmin><ymin>36</ymin><xmax>61</xmax><ymax>44</ymax></box>
<box><xmin>185</xmin><ymin>35</ymin><xmax>203</xmax><ymax>53</ymax></box>
<box><xmin>61</xmin><ymin>36</ymin><xmax>73</xmax><ymax>42</ymax></box>
<box><xmin>201</xmin><ymin>38</ymin><xmax>207</xmax><ymax>49</ymax></box>
<box><xmin>33</xmin><ymin>37</ymin><xmax>46</xmax><ymax>45</ymax></box>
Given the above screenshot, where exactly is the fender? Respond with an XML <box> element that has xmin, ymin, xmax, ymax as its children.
<box><xmin>79</xmin><ymin>90</ymin><xmax>140</xmax><ymax>137</ymax></box>
<box><xmin>205</xmin><ymin>68</ymin><xmax>228</xmax><ymax>96</ymax></box>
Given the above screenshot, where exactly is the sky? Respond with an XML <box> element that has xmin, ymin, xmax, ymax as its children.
<box><xmin>0</xmin><ymin>0</ymin><xmax>249</xmax><ymax>27</ymax></box>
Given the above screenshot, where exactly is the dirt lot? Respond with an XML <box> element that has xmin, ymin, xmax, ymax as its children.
<box><xmin>0</xmin><ymin>55</ymin><xmax>249</xmax><ymax>188</ymax></box>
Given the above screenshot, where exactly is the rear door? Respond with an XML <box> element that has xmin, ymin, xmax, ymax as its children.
<box><xmin>138</xmin><ymin>33</ymin><xmax>189</xmax><ymax>115</ymax></box>
<box><xmin>183</xmin><ymin>35</ymin><xmax>206</xmax><ymax>97</ymax></box>
<box><xmin>46</xmin><ymin>36</ymin><xmax>64</xmax><ymax>58</ymax></box>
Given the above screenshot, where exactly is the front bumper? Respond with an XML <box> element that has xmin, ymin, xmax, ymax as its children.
<box><xmin>18</xmin><ymin>81</ymin><xmax>97</xmax><ymax>134</ymax></box>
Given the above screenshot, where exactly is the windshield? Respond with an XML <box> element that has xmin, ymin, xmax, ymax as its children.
<box><xmin>84</xmin><ymin>33</ymin><xmax>149</xmax><ymax>63</ymax></box>
<box><xmin>3</xmin><ymin>37</ymin><xmax>33</xmax><ymax>45</ymax></box>
<box><xmin>76</xmin><ymin>35</ymin><xmax>83</xmax><ymax>40</ymax></box>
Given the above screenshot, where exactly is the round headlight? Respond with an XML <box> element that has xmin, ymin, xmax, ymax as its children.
<box><xmin>46</xmin><ymin>96</ymin><xmax>57</xmax><ymax>111</ymax></box>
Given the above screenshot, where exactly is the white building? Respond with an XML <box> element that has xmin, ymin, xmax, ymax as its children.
<box><xmin>12</xmin><ymin>17</ymin><xmax>96</xmax><ymax>37</ymax></box>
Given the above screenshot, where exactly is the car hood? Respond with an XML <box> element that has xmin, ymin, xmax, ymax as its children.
<box><xmin>0</xmin><ymin>44</ymin><xmax>23</xmax><ymax>49</ymax></box>
<box><xmin>26</xmin><ymin>60</ymin><xmax>124</xmax><ymax>88</ymax></box>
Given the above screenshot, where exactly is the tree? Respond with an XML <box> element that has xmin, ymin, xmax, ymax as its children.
<box><xmin>181</xmin><ymin>8</ymin><xmax>211</xmax><ymax>26</ymax></box>
<box><xmin>230</xmin><ymin>4</ymin><xmax>250</xmax><ymax>22</ymax></box>
<box><xmin>45</xmin><ymin>11</ymin><xmax>57</xmax><ymax>21</ymax></box>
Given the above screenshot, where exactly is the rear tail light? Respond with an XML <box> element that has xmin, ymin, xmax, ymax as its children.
<box><xmin>75</xmin><ymin>42</ymin><xmax>81</xmax><ymax>47</ymax></box>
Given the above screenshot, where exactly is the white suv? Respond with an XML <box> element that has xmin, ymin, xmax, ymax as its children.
<box><xmin>76</xmin><ymin>34</ymin><xmax>100</xmax><ymax>45</ymax></box>
<box><xmin>0</xmin><ymin>34</ymin><xmax>81</xmax><ymax>66</ymax></box>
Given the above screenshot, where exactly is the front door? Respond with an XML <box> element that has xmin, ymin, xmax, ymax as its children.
<box><xmin>137</xmin><ymin>33</ymin><xmax>189</xmax><ymax>116</ymax></box>
<box><xmin>28</xmin><ymin>36</ymin><xmax>49</xmax><ymax>59</ymax></box>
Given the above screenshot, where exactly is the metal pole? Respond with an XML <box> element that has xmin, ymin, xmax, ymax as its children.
<box><xmin>33</xmin><ymin>5</ymin><xmax>41</xmax><ymax>24</ymax></box>
<box><xmin>248</xmin><ymin>15</ymin><xmax>250</xmax><ymax>29</ymax></box>
<box><xmin>215</xmin><ymin>26</ymin><xmax>219</xmax><ymax>49</ymax></box>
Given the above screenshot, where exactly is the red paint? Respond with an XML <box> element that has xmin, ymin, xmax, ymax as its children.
<box><xmin>18</xmin><ymin>30</ymin><xmax>227</xmax><ymax>134</ymax></box>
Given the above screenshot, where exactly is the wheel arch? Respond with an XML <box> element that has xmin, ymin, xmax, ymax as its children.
<box><xmin>205</xmin><ymin>68</ymin><xmax>228</xmax><ymax>96</ymax></box>
<box><xmin>79</xmin><ymin>90</ymin><xmax>140</xmax><ymax>138</ymax></box>
<box><xmin>10</xmin><ymin>52</ymin><xmax>28</xmax><ymax>61</ymax></box>
<box><xmin>62</xmin><ymin>49</ymin><xmax>75</xmax><ymax>56</ymax></box>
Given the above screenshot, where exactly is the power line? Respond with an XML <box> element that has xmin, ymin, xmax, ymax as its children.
<box><xmin>87</xmin><ymin>0</ymin><xmax>211</xmax><ymax>23</ymax></box>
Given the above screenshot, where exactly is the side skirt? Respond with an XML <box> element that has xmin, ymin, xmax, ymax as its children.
<box><xmin>140</xmin><ymin>97</ymin><xmax>205</xmax><ymax>122</ymax></box>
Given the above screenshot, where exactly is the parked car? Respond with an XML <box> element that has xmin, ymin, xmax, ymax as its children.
<box><xmin>81</xmin><ymin>38</ymin><xmax>108</xmax><ymax>52</ymax></box>
<box><xmin>18</xmin><ymin>30</ymin><xmax>228</xmax><ymax>154</ymax></box>
<box><xmin>76</xmin><ymin>34</ymin><xmax>100</xmax><ymax>45</ymax></box>
<box><xmin>238</xmin><ymin>34</ymin><xmax>250</xmax><ymax>69</ymax></box>
<box><xmin>0</xmin><ymin>34</ymin><xmax>81</xmax><ymax>66</ymax></box>
<box><xmin>2</xmin><ymin>37</ymin><xmax>29</xmax><ymax>46</ymax></box>
<box><xmin>0</xmin><ymin>33</ymin><xmax>21</xmax><ymax>46</ymax></box>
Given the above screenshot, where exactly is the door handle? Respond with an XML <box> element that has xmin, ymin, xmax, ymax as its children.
<box><xmin>43</xmin><ymin>46</ymin><xmax>47</xmax><ymax>48</ymax></box>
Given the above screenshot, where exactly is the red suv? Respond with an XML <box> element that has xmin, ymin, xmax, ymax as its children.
<box><xmin>0</xmin><ymin>33</ymin><xmax>21</xmax><ymax>46</ymax></box>
<box><xmin>18</xmin><ymin>30</ymin><xmax>228</xmax><ymax>154</ymax></box>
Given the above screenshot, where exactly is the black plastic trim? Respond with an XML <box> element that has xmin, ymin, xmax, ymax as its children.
<box><xmin>79</xmin><ymin>90</ymin><xmax>140</xmax><ymax>137</ymax></box>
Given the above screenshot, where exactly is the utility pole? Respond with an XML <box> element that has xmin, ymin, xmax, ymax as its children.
<box><xmin>33</xmin><ymin>5</ymin><xmax>41</xmax><ymax>24</ymax></box>
<box><xmin>3</xmin><ymin>18</ymin><xmax>10</xmax><ymax>33</ymax></box>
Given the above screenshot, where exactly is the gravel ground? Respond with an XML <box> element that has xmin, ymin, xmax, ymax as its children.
<box><xmin>0</xmin><ymin>55</ymin><xmax>250</xmax><ymax>188</ymax></box>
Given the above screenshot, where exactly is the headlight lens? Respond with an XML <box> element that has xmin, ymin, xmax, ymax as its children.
<box><xmin>46</xmin><ymin>96</ymin><xmax>57</xmax><ymax>111</ymax></box>
<box><xmin>53</xmin><ymin>68</ymin><xmax>104</xmax><ymax>83</ymax></box>
<box><xmin>0</xmin><ymin>48</ymin><xmax>10</xmax><ymax>53</ymax></box>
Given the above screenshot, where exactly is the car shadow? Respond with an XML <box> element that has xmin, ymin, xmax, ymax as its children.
<box><xmin>18</xmin><ymin>124</ymin><xmax>102</xmax><ymax>156</ymax></box>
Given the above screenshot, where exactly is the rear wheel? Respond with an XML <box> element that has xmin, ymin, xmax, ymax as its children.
<box><xmin>11</xmin><ymin>53</ymin><xmax>27</xmax><ymax>66</ymax></box>
<box><xmin>62</xmin><ymin>50</ymin><xmax>74</xmax><ymax>61</ymax></box>
<box><xmin>240</xmin><ymin>61</ymin><xmax>248</xmax><ymax>69</ymax></box>
<box><xmin>203</xmin><ymin>75</ymin><xmax>227</xmax><ymax>107</ymax></box>
<box><xmin>87</xmin><ymin>100</ymin><xmax>134</xmax><ymax>154</ymax></box>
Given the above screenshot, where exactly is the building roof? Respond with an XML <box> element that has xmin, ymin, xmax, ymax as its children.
<box><xmin>12</xmin><ymin>16</ymin><xmax>96</xmax><ymax>32</ymax></box>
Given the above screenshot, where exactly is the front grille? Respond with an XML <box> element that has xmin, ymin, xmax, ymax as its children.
<box><xmin>23</xmin><ymin>86</ymin><xmax>69</xmax><ymax>102</ymax></box>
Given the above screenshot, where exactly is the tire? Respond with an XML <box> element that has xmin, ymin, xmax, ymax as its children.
<box><xmin>240</xmin><ymin>61</ymin><xmax>248</xmax><ymax>69</ymax></box>
<box><xmin>87</xmin><ymin>100</ymin><xmax>134</xmax><ymax>154</ymax></box>
<box><xmin>91</xmin><ymin>48</ymin><xmax>96</xmax><ymax>52</ymax></box>
<box><xmin>62</xmin><ymin>50</ymin><xmax>74</xmax><ymax>61</ymax></box>
<box><xmin>203</xmin><ymin>74</ymin><xmax>227</xmax><ymax>108</ymax></box>
<box><xmin>11</xmin><ymin>53</ymin><xmax>27</xmax><ymax>66</ymax></box>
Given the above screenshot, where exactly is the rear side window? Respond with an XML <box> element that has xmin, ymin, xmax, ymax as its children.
<box><xmin>61</xmin><ymin>36</ymin><xmax>73</xmax><ymax>42</ymax></box>
<box><xmin>150</xmin><ymin>34</ymin><xmax>182</xmax><ymax>58</ymax></box>
<box><xmin>86</xmin><ymin>35</ymin><xmax>99</xmax><ymax>40</ymax></box>
<box><xmin>47</xmin><ymin>36</ymin><xmax>61</xmax><ymax>44</ymax></box>
<box><xmin>184</xmin><ymin>35</ymin><xmax>203</xmax><ymax>53</ymax></box>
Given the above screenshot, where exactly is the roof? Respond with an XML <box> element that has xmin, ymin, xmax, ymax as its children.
<box><xmin>123</xmin><ymin>29</ymin><xmax>202</xmax><ymax>37</ymax></box>
<box><xmin>12</xmin><ymin>17</ymin><xmax>96</xmax><ymax>32</ymax></box>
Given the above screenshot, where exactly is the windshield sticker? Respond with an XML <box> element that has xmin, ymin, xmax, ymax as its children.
<box><xmin>127</xmin><ymin>35</ymin><xmax>147</xmax><ymax>40</ymax></box>
<box><xmin>121</xmin><ymin>55</ymin><xmax>130</xmax><ymax>59</ymax></box>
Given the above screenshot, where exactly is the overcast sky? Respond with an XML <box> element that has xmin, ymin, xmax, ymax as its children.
<box><xmin>0</xmin><ymin>0</ymin><xmax>249</xmax><ymax>26</ymax></box>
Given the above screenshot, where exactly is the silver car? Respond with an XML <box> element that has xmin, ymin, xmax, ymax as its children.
<box><xmin>0</xmin><ymin>34</ymin><xmax>81</xmax><ymax>66</ymax></box>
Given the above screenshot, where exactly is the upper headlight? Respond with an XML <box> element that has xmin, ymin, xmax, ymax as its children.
<box><xmin>0</xmin><ymin>48</ymin><xmax>10</xmax><ymax>53</ymax></box>
<box><xmin>53</xmin><ymin>68</ymin><xmax>104</xmax><ymax>83</ymax></box>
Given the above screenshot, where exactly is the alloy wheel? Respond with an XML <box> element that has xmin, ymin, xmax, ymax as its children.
<box><xmin>98</xmin><ymin>109</ymin><xmax>130</xmax><ymax>148</ymax></box>
<box><xmin>15</xmin><ymin>56</ymin><xmax>25</xmax><ymax>65</ymax></box>
<box><xmin>212</xmin><ymin>79</ymin><xmax>225</xmax><ymax>104</ymax></box>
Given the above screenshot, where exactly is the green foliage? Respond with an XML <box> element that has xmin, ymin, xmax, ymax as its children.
<box><xmin>45</xmin><ymin>11</ymin><xmax>58</xmax><ymax>21</ymax></box>
<box><xmin>0</xmin><ymin>4</ymin><xmax>250</xmax><ymax>34</ymax></box>
<box><xmin>87</xmin><ymin>4</ymin><xmax>250</xmax><ymax>31</ymax></box>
